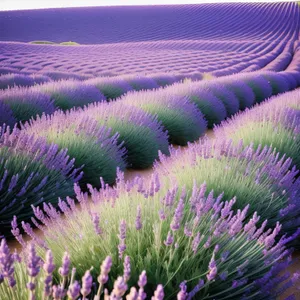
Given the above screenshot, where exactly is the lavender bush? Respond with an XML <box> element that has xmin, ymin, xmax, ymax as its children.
<box><xmin>237</xmin><ymin>74</ymin><xmax>273</xmax><ymax>103</ymax></box>
<box><xmin>121</xmin><ymin>90</ymin><xmax>207</xmax><ymax>145</ymax></box>
<box><xmin>86</xmin><ymin>77</ymin><xmax>133</xmax><ymax>100</ymax></box>
<box><xmin>0</xmin><ymin>73</ymin><xmax>51</xmax><ymax>90</ymax></box>
<box><xmin>0</xmin><ymin>87</ymin><xmax>56</xmax><ymax>126</ymax></box>
<box><xmin>164</xmin><ymin>82</ymin><xmax>227</xmax><ymax>128</ymax></box>
<box><xmin>122</xmin><ymin>75</ymin><xmax>160</xmax><ymax>91</ymax></box>
<box><xmin>148</xmin><ymin>73</ymin><xmax>177</xmax><ymax>87</ymax></box>
<box><xmin>214</xmin><ymin>90</ymin><xmax>300</xmax><ymax>169</ymax></box>
<box><xmin>198</xmin><ymin>82</ymin><xmax>240</xmax><ymax>116</ymax></box>
<box><xmin>22</xmin><ymin>111</ymin><xmax>126</xmax><ymax>188</ymax></box>
<box><xmin>0</xmin><ymin>125</ymin><xmax>82</xmax><ymax>235</ymax></box>
<box><xmin>6</xmin><ymin>173</ymin><xmax>299</xmax><ymax>299</ymax></box>
<box><xmin>215</xmin><ymin>77</ymin><xmax>256</xmax><ymax>110</ymax></box>
<box><xmin>155</xmin><ymin>139</ymin><xmax>300</xmax><ymax>240</ymax></box>
<box><xmin>39</xmin><ymin>80</ymin><xmax>106</xmax><ymax>110</ymax></box>
<box><xmin>0</xmin><ymin>102</ymin><xmax>16</xmax><ymax>126</ymax></box>
<box><xmin>80</xmin><ymin>101</ymin><xmax>169</xmax><ymax>168</ymax></box>
<box><xmin>260</xmin><ymin>72</ymin><xmax>290</xmax><ymax>95</ymax></box>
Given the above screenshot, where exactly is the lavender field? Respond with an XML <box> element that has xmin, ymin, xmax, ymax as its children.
<box><xmin>0</xmin><ymin>2</ymin><xmax>300</xmax><ymax>299</ymax></box>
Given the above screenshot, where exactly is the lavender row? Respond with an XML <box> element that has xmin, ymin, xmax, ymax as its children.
<box><xmin>0</xmin><ymin>72</ymin><xmax>203</xmax><ymax>126</ymax></box>
<box><xmin>2</xmin><ymin>170</ymin><xmax>299</xmax><ymax>299</ymax></box>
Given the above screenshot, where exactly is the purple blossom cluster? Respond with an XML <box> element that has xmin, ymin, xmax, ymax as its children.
<box><xmin>21</xmin><ymin>110</ymin><xmax>127</xmax><ymax>187</ymax></box>
<box><xmin>0</xmin><ymin>124</ymin><xmax>81</xmax><ymax>235</ymax></box>
<box><xmin>39</xmin><ymin>80</ymin><xmax>106</xmax><ymax>110</ymax></box>
<box><xmin>79</xmin><ymin>101</ymin><xmax>169</xmax><ymax>168</ymax></box>
<box><xmin>0</xmin><ymin>86</ymin><xmax>56</xmax><ymax>126</ymax></box>
<box><xmin>0</xmin><ymin>73</ymin><xmax>51</xmax><ymax>90</ymax></box>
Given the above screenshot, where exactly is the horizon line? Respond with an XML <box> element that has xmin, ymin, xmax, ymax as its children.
<box><xmin>0</xmin><ymin>0</ymin><xmax>296</xmax><ymax>12</ymax></box>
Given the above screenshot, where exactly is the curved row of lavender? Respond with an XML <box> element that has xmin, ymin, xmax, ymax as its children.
<box><xmin>1</xmin><ymin>90</ymin><xmax>300</xmax><ymax>299</ymax></box>
<box><xmin>1</xmin><ymin>68</ymin><xmax>299</xmax><ymax>128</ymax></box>
<box><xmin>0</xmin><ymin>72</ymin><xmax>205</xmax><ymax>126</ymax></box>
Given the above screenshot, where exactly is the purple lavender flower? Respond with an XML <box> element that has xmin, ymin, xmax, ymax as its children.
<box><xmin>159</xmin><ymin>209</ymin><xmax>166</xmax><ymax>221</ymax></box>
<box><xmin>111</xmin><ymin>276</ymin><xmax>128</xmax><ymax>298</ymax></box>
<box><xmin>135</xmin><ymin>206</ymin><xmax>142</xmax><ymax>231</ymax></box>
<box><xmin>98</xmin><ymin>256</ymin><xmax>113</xmax><ymax>285</ymax></box>
<box><xmin>118</xmin><ymin>220</ymin><xmax>127</xmax><ymax>259</ymax></box>
<box><xmin>91</xmin><ymin>212</ymin><xmax>102</xmax><ymax>235</ymax></box>
<box><xmin>170</xmin><ymin>198</ymin><xmax>185</xmax><ymax>231</ymax></box>
<box><xmin>81</xmin><ymin>270</ymin><xmax>93</xmax><ymax>298</ymax></box>
<box><xmin>126</xmin><ymin>287</ymin><xmax>138</xmax><ymax>300</ymax></box>
<box><xmin>0</xmin><ymin>239</ymin><xmax>16</xmax><ymax>287</ymax></box>
<box><xmin>192</xmin><ymin>232</ymin><xmax>202</xmax><ymax>254</ymax></box>
<box><xmin>58</xmin><ymin>252</ymin><xmax>70</xmax><ymax>277</ymax></box>
<box><xmin>138</xmin><ymin>271</ymin><xmax>147</xmax><ymax>289</ymax></box>
<box><xmin>67</xmin><ymin>281</ymin><xmax>81</xmax><ymax>300</ymax></box>
<box><xmin>187</xmin><ymin>279</ymin><xmax>204</xmax><ymax>299</ymax></box>
<box><xmin>26</xmin><ymin>243</ymin><xmax>40</xmax><ymax>278</ymax></box>
<box><xmin>206</xmin><ymin>253</ymin><xmax>217</xmax><ymax>281</ymax></box>
<box><xmin>177</xmin><ymin>281</ymin><xmax>188</xmax><ymax>300</ymax></box>
<box><xmin>52</xmin><ymin>284</ymin><xmax>66</xmax><ymax>299</ymax></box>
<box><xmin>43</xmin><ymin>250</ymin><xmax>56</xmax><ymax>297</ymax></box>
<box><xmin>164</xmin><ymin>231</ymin><xmax>174</xmax><ymax>246</ymax></box>
<box><xmin>152</xmin><ymin>284</ymin><xmax>164</xmax><ymax>300</ymax></box>
<box><xmin>123</xmin><ymin>256</ymin><xmax>131</xmax><ymax>282</ymax></box>
<box><xmin>184</xmin><ymin>223</ymin><xmax>192</xmax><ymax>237</ymax></box>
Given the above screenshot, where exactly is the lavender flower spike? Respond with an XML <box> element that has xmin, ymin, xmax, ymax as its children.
<box><xmin>138</xmin><ymin>270</ymin><xmax>147</xmax><ymax>300</ymax></box>
<box><xmin>67</xmin><ymin>281</ymin><xmax>81</xmax><ymax>300</ymax></box>
<box><xmin>0</xmin><ymin>239</ymin><xmax>16</xmax><ymax>287</ymax></box>
<box><xmin>135</xmin><ymin>206</ymin><xmax>142</xmax><ymax>230</ymax></box>
<box><xmin>43</xmin><ymin>250</ymin><xmax>56</xmax><ymax>297</ymax></box>
<box><xmin>126</xmin><ymin>287</ymin><xmax>138</xmax><ymax>300</ymax></box>
<box><xmin>138</xmin><ymin>270</ymin><xmax>147</xmax><ymax>288</ymax></box>
<box><xmin>164</xmin><ymin>231</ymin><xmax>174</xmax><ymax>246</ymax></box>
<box><xmin>152</xmin><ymin>284</ymin><xmax>164</xmax><ymax>300</ymax></box>
<box><xmin>81</xmin><ymin>270</ymin><xmax>93</xmax><ymax>298</ymax></box>
<box><xmin>92</xmin><ymin>212</ymin><xmax>102</xmax><ymax>235</ymax></box>
<box><xmin>118</xmin><ymin>220</ymin><xmax>127</xmax><ymax>259</ymax></box>
<box><xmin>123</xmin><ymin>256</ymin><xmax>131</xmax><ymax>282</ymax></box>
<box><xmin>58</xmin><ymin>252</ymin><xmax>71</xmax><ymax>277</ymax></box>
<box><xmin>206</xmin><ymin>253</ymin><xmax>217</xmax><ymax>281</ymax></box>
<box><xmin>98</xmin><ymin>256</ymin><xmax>113</xmax><ymax>286</ymax></box>
<box><xmin>26</xmin><ymin>243</ymin><xmax>41</xmax><ymax>300</ymax></box>
<box><xmin>111</xmin><ymin>276</ymin><xmax>128</xmax><ymax>298</ymax></box>
<box><xmin>26</xmin><ymin>243</ymin><xmax>40</xmax><ymax>278</ymax></box>
<box><xmin>177</xmin><ymin>281</ymin><xmax>188</xmax><ymax>300</ymax></box>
